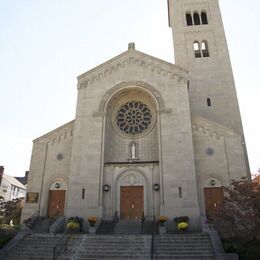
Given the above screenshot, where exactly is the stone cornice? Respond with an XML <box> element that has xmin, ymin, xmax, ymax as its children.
<box><xmin>33</xmin><ymin>120</ymin><xmax>75</xmax><ymax>144</ymax></box>
<box><xmin>77</xmin><ymin>50</ymin><xmax>188</xmax><ymax>90</ymax></box>
<box><xmin>192</xmin><ymin>114</ymin><xmax>242</xmax><ymax>140</ymax></box>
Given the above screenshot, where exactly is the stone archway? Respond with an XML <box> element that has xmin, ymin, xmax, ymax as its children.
<box><xmin>203</xmin><ymin>178</ymin><xmax>224</xmax><ymax>218</ymax></box>
<box><xmin>116</xmin><ymin>171</ymin><xmax>148</xmax><ymax>219</ymax></box>
<box><xmin>47</xmin><ymin>179</ymin><xmax>67</xmax><ymax>218</ymax></box>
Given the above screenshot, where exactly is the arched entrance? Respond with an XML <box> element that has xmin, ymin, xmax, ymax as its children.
<box><xmin>116</xmin><ymin>171</ymin><xmax>147</xmax><ymax>219</ymax></box>
<box><xmin>204</xmin><ymin>178</ymin><xmax>224</xmax><ymax>218</ymax></box>
<box><xmin>47</xmin><ymin>179</ymin><xmax>67</xmax><ymax>218</ymax></box>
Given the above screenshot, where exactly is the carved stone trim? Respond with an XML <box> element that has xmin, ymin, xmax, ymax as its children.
<box><xmin>77</xmin><ymin>56</ymin><xmax>188</xmax><ymax>90</ymax></box>
<box><xmin>97</xmin><ymin>81</ymin><xmax>167</xmax><ymax>114</ymax></box>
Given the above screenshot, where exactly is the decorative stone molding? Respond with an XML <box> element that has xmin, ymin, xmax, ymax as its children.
<box><xmin>34</xmin><ymin>121</ymin><xmax>74</xmax><ymax>145</ymax></box>
<box><xmin>185</xmin><ymin>28</ymin><xmax>213</xmax><ymax>34</ymax></box>
<box><xmin>96</xmin><ymin>81</ymin><xmax>169</xmax><ymax>115</ymax></box>
<box><xmin>192</xmin><ymin>115</ymin><xmax>242</xmax><ymax>140</ymax></box>
<box><xmin>77</xmin><ymin>52</ymin><xmax>188</xmax><ymax>90</ymax></box>
<box><xmin>120</xmin><ymin>174</ymin><xmax>143</xmax><ymax>186</ymax></box>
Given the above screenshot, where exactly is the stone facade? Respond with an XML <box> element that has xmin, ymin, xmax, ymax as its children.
<box><xmin>21</xmin><ymin>0</ymin><xmax>249</xmax><ymax>229</ymax></box>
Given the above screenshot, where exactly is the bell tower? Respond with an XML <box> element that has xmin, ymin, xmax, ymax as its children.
<box><xmin>168</xmin><ymin>0</ymin><xmax>243</xmax><ymax>132</ymax></box>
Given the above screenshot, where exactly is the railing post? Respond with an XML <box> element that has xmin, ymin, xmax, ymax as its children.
<box><xmin>151</xmin><ymin>215</ymin><xmax>155</xmax><ymax>260</ymax></box>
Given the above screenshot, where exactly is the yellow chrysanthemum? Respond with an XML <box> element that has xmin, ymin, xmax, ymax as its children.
<box><xmin>177</xmin><ymin>222</ymin><xmax>188</xmax><ymax>231</ymax></box>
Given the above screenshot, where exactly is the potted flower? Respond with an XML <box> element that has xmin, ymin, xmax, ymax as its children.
<box><xmin>158</xmin><ymin>216</ymin><xmax>168</xmax><ymax>234</ymax></box>
<box><xmin>88</xmin><ymin>216</ymin><xmax>97</xmax><ymax>227</ymax></box>
<box><xmin>177</xmin><ymin>221</ymin><xmax>189</xmax><ymax>231</ymax></box>
<box><xmin>174</xmin><ymin>216</ymin><xmax>189</xmax><ymax>232</ymax></box>
<box><xmin>88</xmin><ymin>216</ymin><xmax>98</xmax><ymax>234</ymax></box>
<box><xmin>67</xmin><ymin>217</ymin><xmax>82</xmax><ymax>232</ymax></box>
<box><xmin>158</xmin><ymin>216</ymin><xmax>168</xmax><ymax>226</ymax></box>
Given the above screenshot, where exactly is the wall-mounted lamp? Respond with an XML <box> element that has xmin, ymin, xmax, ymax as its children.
<box><xmin>103</xmin><ymin>184</ymin><xmax>110</xmax><ymax>192</ymax></box>
<box><xmin>154</xmin><ymin>183</ymin><xmax>160</xmax><ymax>191</ymax></box>
<box><xmin>55</xmin><ymin>183</ymin><xmax>60</xmax><ymax>189</ymax></box>
<box><xmin>210</xmin><ymin>180</ymin><xmax>216</xmax><ymax>186</ymax></box>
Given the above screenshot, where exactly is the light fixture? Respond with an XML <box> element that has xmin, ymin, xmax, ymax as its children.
<box><xmin>103</xmin><ymin>184</ymin><xmax>110</xmax><ymax>192</ymax></box>
<box><xmin>210</xmin><ymin>180</ymin><xmax>216</xmax><ymax>186</ymax></box>
<box><xmin>154</xmin><ymin>183</ymin><xmax>160</xmax><ymax>191</ymax></box>
<box><xmin>55</xmin><ymin>183</ymin><xmax>60</xmax><ymax>189</ymax></box>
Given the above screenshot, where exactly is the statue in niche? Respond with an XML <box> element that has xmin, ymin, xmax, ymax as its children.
<box><xmin>130</xmin><ymin>141</ymin><xmax>137</xmax><ymax>159</ymax></box>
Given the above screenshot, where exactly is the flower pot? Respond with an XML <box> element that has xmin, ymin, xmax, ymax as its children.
<box><xmin>159</xmin><ymin>225</ymin><xmax>166</xmax><ymax>234</ymax></box>
<box><xmin>89</xmin><ymin>226</ymin><xmax>96</xmax><ymax>234</ymax></box>
<box><xmin>89</xmin><ymin>221</ymin><xmax>96</xmax><ymax>227</ymax></box>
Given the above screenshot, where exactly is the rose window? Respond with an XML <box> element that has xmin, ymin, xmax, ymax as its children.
<box><xmin>116</xmin><ymin>101</ymin><xmax>152</xmax><ymax>135</ymax></box>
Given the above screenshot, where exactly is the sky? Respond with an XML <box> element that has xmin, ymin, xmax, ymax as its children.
<box><xmin>0</xmin><ymin>0</ymin><xmax>259</xmax><ymax>177</ymax></box>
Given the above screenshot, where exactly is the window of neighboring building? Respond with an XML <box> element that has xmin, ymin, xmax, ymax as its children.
<box><xmin>193</xmin><ymin>12</ymin><xmax>201</xmax><ymax>25</ymax></box>
<box><xmin>186</xmin><ymin>13</ymin><xmax>193</xmax><ymax>26</ymax></box>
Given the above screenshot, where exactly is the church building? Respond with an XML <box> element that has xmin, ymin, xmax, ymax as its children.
<box><xmin>21</xmin><ymin>0</ymin><xmax>250</xmax><ymax>229</ymax></box>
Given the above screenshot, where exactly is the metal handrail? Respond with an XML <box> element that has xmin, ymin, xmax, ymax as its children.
<box><xmin>151</xmin><ymin>216</ymin><xmax>156</xmax><ymax>260</ymax></box>
<box><xmin>52</xmin><ymin>226</ymin><xmax>70</xmax><ymax>260</ymax></box>
<box><xmin>112</xmin><ymin>211</ymin><xmax>119</xmax><ymax>229</ymax></box>
<box><xmin>141</xmin><ymin>212</ymin><xmax>145</xmax><ymax>234</ymax></box>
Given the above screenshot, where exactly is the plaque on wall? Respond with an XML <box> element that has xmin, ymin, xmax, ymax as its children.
<box><xmin>26</xmin><ymin>192</ymin><xmax>39</xmax><ymax>203</ymax></box>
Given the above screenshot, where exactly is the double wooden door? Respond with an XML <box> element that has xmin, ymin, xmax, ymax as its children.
<box><xmin>47</xmin><ymin>190</ymin><xmax>66</xmax><ymax>218</ymax></box>
<box><xmin>204</xmin><ymin>187</ymin><xmax>224</xmax><ymax>218</ymax></box>
<box><xmin>120</xmin><ymin>186</ymin><xmax>144</xmax><ymax>219</ymax></box>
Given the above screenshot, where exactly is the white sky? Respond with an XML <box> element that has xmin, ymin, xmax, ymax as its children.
<box><xmin>0</xmin><ymin>0</ymin><xmax>259</xmax><ymax>177</ymax></box>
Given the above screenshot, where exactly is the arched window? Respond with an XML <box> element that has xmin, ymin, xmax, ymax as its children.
<box><xmin>201</xmin><ymin>41</ymin><xmax>209</xmax><ymax>57</ymax></box>
<box><xmin>186</xmin><ymin>13</ymin><xmax>193</xmax><ymax>26</ymax></box>
<box><xmin>193</xmin><ymin>12</ymin><xmax>200</xmax><ymax>25</ymax></box>
<box><xmin>201</xmin><ymin>12</ymin><xmax>208</xmax><ymax>24</ymax></box>
<box><xmin>193</xmin><ymin>42</ymin><xmax>201</xmax><ymax>58</ymax></box>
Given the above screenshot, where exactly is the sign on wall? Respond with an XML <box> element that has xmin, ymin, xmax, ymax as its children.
<box><xmin>26</xmin><ymin>192</ymin><xmax>39</xmax><ymax>203</ymax></box>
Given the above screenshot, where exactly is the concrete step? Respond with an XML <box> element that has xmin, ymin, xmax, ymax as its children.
<box><xmin>74</xmin><ymin>235</ymin><xmax>151</xmax><ymax>259</ymax></box>
<box><xmin>153</xmin><ymin>233</ymin><xmax>215</xmax><ymax>259</ymax></box>
<box><xmin>113</xmin><ymin>220</ymin><xmax>143</xmax><ymax>235</ymax></box>
<box><xmin>7</xmin><ymin>233</ymin><xmax>63</xmax><ymax>260</ymax></box>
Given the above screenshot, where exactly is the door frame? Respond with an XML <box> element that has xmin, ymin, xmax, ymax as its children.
<box><xmin>47</xmin><ymin>190</ymin><xmax>66</xmax><ymax>218</ymax></box>
<box><xmin>115</xmin><ymin>170</ymin><xmax>148</xmax><ymax>218</ymax></box>
<box><xmin>120</xmin><ymin>186</ymin><xmax>144</xmax><ymax>219</ymax></box>
<box><xmin>45</xmin><ymin>178</ymin><xmax>68</xmax><ymax>218</ymax></box>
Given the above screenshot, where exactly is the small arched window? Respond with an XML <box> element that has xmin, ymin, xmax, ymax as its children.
<box><xmin>193</xmin><ymin>42</ymin><xmax>201</xmax><ymax>58</ymax></box>
<box><xmin>186</xmin><ymin>13</ymin><xmax>193</xmax><ymax>26</ymax></box>
<box><xmin>201</xmin><ymin>12</ymin><xmax>208</xmax><ymax>24</ymax></box>
<box><xmin>193</xmin><ymin>12</ymin><xmax>201</xmax><ymax>25</ymax></box>
<box><xmin>207</xmin><ymin>98</ymin><xmax>211</xmax><ymax>107</ymax></box>
<box><xmin>201</xmin><ymin>41</ymin><xmax>209</xmax><ymax>57</ymax></box>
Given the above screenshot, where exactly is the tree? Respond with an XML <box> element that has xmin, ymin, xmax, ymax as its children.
<box><xmin>0</xmin><ymin>196</ymin><xmax>22</xmax><ymax>226</ymax></box>
<box><xmin>216</xmin><ymin>180</ymin><xmax>260</xmax><ymax>241</ymax></box>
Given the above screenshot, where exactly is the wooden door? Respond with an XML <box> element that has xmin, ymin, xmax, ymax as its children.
<box><xmin>204</xmin><ymin>187</ymin><xmax>224</xmax><ymax>218</ymax></box>
<box><xmin>120</xmin><ymin>186</ymin><xmax>144</xmax><ymax>219</ymax></box>
<box><xmin>47</xmin><ymin>190</ymin><xmax>66</xmax><ymax>218</ymax></box>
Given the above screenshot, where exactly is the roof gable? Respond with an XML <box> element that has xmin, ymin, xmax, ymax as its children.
<box><xmin>3</xmin><ymin>174</ymin><xmax>26</xmax><ymax>190</ymax></box>
<box><xmin>77</xmin><ymin>45</ymin><xmax>188</xmax><ymax>90</ymax></box>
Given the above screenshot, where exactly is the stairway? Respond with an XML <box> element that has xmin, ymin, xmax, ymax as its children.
<box><xmin>73</xmin><ymin>235</ymin><xmax>151</xmax><ymax>259</ymax></box>
<box><xmin>6</xmin><ymin>233</ymin><xmax>62</xmax><ymax>260</ymax></box>
<box><xmin>153</xmin><ymin>233</ymin><xmax>216</xmax><ymax>259</ymax></box>
<box><xmin>31</xmin><ymin>217</ymin><xmax>52</xmax><ymax>233</ymax></box>
<box><xmin>113</xmin><ymin>219</ymin><xmax>142</xmax><ymax>235</ymax></box>
<box><xmin>3</xmin><ymin>232</ymin><xmax>218</xmax><ymax>259</ymax></box>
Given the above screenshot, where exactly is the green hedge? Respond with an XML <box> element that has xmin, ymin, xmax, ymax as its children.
<box><xmin>223</xmin><ymin>239</ymin><xmax>260</xmax><ymax>260</ymax></box>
